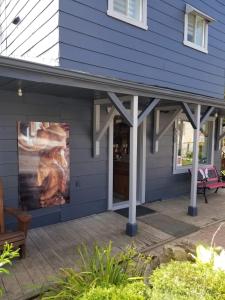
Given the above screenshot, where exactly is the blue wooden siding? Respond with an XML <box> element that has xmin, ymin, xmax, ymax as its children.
<box><xmin>59</xmin><ymin>0</ymin><xmax>225</xmax><ymax>98</ymax></box>
<box><xmin>0</xmin><ymin>0</ymin><xmax>59</xmax><ymax>65</ymax></box>
<box><xmin>0</xmin><ymin>90</ymin><xmax>108</xmax><ymax>228</ymax></box>
<box><xmin>145</xmin><ymin>112</ymin><xmax>221</xmax><ymax>202</ymax></box>
<box><xmin>0</xmin><ymin>88</ymin><xmax>220</xmax><ymax>227</ymax></box>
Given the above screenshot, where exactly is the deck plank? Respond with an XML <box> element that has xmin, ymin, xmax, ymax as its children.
<box><xmin>2</xmin><ymin>211</ymin><xmax>174</xmax><ymax>299</ymax></box>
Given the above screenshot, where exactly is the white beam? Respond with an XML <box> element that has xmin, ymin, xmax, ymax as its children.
<box><xmin>153</xmin><ymin>109</ymin><xmax>160</xmax><ymax>153</ymax></box>
<box><xmin>96</xmin><ymin>107</ymin><xmax>116</xmax><ymax>142</ymax></box>
<box><xmin>188</xmin><ymin>104</ymin><xmax>201</xmax><ymax>216</ymax></box>
<box><xmin>107</xmin><ymin>92</ymin><xmax>133</xmax><ymax>126</ymax></box>
<box><xmin>108</xmin><ymin>121</ymin><xmax>114</xmax><ymax>210</ymax></box>
<box><xmin>182</xmin><ymin>102</ymin><xmax>197</xmax><ymax>129</ymax></box>
<box><xmin>94</xmin><ymin>95</ymin><xmax>131</xmax><ymax>106</ymax></box>
<box><xmin>156</xmin><ymin>109</ymin><xmax>182</xmax><ymax>140</ymax></box>
<box><xmin>126</xmin><ymin>96</ymin><xmax>138</xmax><ymax>236</ymax></box>
<box><xmin>93</xmin><ymin>104</ymin><xmax>100</xmax><ymax>157</ymax></box>
<box><xmin>138</xmin><ymin>98</ymin><xmax>160</xmax><ymax>126</ymax></box>
<box><xmin>200</xmin><ymin>106</ymin><xmax>215</xmax><ymax>127</ymax></box>
<box><xmin>138</xmin><ymin>118</ymin><xmax>147</xmax><ymax>204</ymax></box>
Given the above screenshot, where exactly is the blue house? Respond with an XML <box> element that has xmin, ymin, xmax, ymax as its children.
<box><xmin>0</xmin><ymin>0</ymin><xmax>225</xmax><ymax>235</ymax></box>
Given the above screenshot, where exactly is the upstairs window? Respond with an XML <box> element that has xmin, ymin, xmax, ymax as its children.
<box><xmin>107</xmin><ymin>0</ymin><xmax>148</xmax><ymax>30</ymax></box>
<box><xmin>184</xmin><ymin>4</ymin><xmax>214</xmax><ymax>53</ymax></box>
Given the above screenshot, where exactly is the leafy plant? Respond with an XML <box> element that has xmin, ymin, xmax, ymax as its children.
<box><xmin>80</xmin><ymin>282</ymin><xmax>152</xmax><ymax>300</ymax></box>
<box><xmin>42</xmin><ymin>242</ymin><xmax>152</xmax><ymax>300</ymax></box>
<box><xmin>0</xmin><ymin>243</ymin><xmax>20</xmax><ymax>295</ymax></box>
<box><xmin>150</xmin><ymin>260</ymin><xmax>225</xmax><ymax>300</ymax></box>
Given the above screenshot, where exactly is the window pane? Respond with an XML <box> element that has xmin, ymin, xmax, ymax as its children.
<box><xmin>176</xmin><ymin>119</ymin><xmax>210</xmax><ymax>167</ymax></box>
<box><xmin>187</xmin><ymin>13</ymin><xmax>195</xmax><ymax>43</ymax></box>
<box><xmin>177</xmin><ymin>120</ymin><xmax>194</xmax><ymax>166</ymax></box>
<box><xmin>128</xmin><ymin>0</ymin><xmax>141</xmax><ymax>21</ymax></box>
<box><xmin>113</xmin><ymin>0</ymin><xmax>142</xmax><ymax>21</ymax></box>
<box><xmin>195</xmin><ymin>16</ymin><xmax>204</xmax><ymax>47</ymax></box>
<box><xmin>113</xmin><ymin>0</ymin><xmax>127</xmax><ymax>15</ymax></box>
<box><xmin>199</xmin><ymin>123</ymin><xmax>210</xmax><ymax>164</ymax></box>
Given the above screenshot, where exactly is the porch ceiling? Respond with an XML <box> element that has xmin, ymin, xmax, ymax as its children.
<box><xmin>0</xmin><ymin>56</ymin><xmax>224</xmax><ymax>108</ymax></box>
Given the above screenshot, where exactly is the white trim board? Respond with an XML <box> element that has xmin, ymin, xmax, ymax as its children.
<box><xmin>108</xmin><ymin>111</ymin><xmax>147</xmax><ymax>210</ymax></box>
<box><xmin>173</xmin><ymin>113</ymin><xmax>216</xmax><ymax>174</ymax></box>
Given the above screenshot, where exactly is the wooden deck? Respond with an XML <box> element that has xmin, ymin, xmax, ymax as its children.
<box><xmin>2</xmin><ymin>190</ymin><xmax>225</xmax><ymax>300</ymax></box>
<box><xmin>0</xmin><ymin>211</ymin><xmax>172</xmax><ymax>300</ymax></box>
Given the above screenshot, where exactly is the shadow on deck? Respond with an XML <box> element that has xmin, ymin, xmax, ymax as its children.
<box><xmin>2</xmin><ymin>189</ymin><xmax>225</xmax><ymax>299</ymax></box>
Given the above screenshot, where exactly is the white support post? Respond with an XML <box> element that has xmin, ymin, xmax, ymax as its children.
<box><xmin>108</xmin><ymin>120</ymin><xmax>114</xmax><ymax>210</ymax></box>
<box><xmin>93</xmin><ymin>104</ymin><xmax>100</xmax><ymax>157</ymax></box>
<box><xmin>153</xmin><ymin>109</ymin><xmax>160</xmax><ymax>153</ymax></box>
<box><xmin>126</xmin><ymin>96</ymin><xmax>138</xmax><ymax>236</ymax></box>
<box><xmin>138</xmin><ymin>118</ymin><xmax>146</xmax><ymax>204</ymax></box>
<box><xmin>188</xmin><ymin>104</ymin><xmax>201</xmax><ymax>216</ymax></box>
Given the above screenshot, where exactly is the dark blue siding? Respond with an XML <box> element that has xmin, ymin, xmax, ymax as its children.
<box><xmin>59</xmin><ymin>0</ymin><xmax>225</xmax><ymax>98</ymax></box>
<box><xmin>0</xmin><ymin>90</ymin><xmax>108</xmax><ymax>228</ymax></box>
<box><xmin>145</xmin><ymin>112</ymin><xmax>221</xmax><ymax>202</ymax></box>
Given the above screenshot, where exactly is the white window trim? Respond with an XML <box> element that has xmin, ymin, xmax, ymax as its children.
<box><xmin>173</xmin><ymin>114</ymin><xmax>215</xmax><ymax>175</ymax></box>
<box><xmin>107</xmin><ymin>0</ymin><xmax>148</xmax><ymax>30</ymax></box>
<box><xmin>183</xmin><ymin>4</ymin><xmax>214</xmax><ymax>54</ymax></box>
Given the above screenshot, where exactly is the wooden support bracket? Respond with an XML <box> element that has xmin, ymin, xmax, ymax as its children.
<box><xmin>138</xmin><ymin>98</ymin><xmax>160</xmax><ymax>126</ymax></box>
<box><xmin>153</xmin><ymin>108</ymin><xmax>182</xmax><ymax>153</ymax></box>
<box><xmin>107</xmin><ymin>92</ymin><xmax>133</xmax><ymax>126</ymax></box>
<box><xmin>93</xmin><ymin>105</ymin><xmax>116</xmax><ymax>157</ymax></box>
<box><xmin>96</xmin><ymin>107</ymin><xmax>116</xmax><ymax>142</ymax></box>
<box><xmin>200</xmin><ymin>106</ymin><xmax>215</xmax><ymax>127</ymax></box>
<box><xmin>156</xmin><ymin>109</ymin><xmax>182</xmax><ymax>140</ymax></box>
<box><xmin>181</xmin><ymin>102</ymin><xmax>197</xmax><ymax>129</ymax></box>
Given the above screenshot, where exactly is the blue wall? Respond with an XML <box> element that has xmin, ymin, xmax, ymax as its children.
<box><xmin>0</xmin><ymin>90</ymin><xmax>107</xmax><ymax>228</ymax></box>
<box><xmin>59</xmin><ymin>0</ymin><xmax>225</xmax><ymax>99</ymax></box>
<box><xmin>0</xmin><ymin>89</ymin><xmax>221</xmax><ymax>228</ymax></box>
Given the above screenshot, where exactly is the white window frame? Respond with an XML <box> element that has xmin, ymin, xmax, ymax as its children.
<box><xmin>107</xmin><ymin>0</ymin><xmax>148</xmax><ymax>30</ymax></box>
<box><xmin>183</xmin><ymin>4</ymin><xmax>214</xmax><ymax>54</ymax></box>
<box><xmin>173</xmin><ymin>113</ymin><xmax>215</xmax><ymax>174</ymax></box>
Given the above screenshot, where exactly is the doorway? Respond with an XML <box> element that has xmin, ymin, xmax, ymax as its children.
<box><xmin>113</xmin><ymin>116</ymin><xmax>130</xmax><ymax>203</ymax></box>
<box><xmin>108</xmin><ymin>114</ymin><xmax>147</xmax><ymax>210</ymax></box>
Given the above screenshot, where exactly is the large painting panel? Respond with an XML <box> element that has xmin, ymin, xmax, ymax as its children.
<box><xmin>18</xmin><ymin>122</ymin><xmax>70</xmax><ymax>210</ymax></box>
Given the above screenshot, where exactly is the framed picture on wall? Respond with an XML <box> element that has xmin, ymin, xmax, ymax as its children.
<box><xmin>17</xmin><ymin>121</ymin><xmax>70</xmax><ymax>210</ymax></box>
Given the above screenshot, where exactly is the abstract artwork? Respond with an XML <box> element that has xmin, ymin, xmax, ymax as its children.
<box><xmin>18</xmin><ymin>122</ymin><xmax>70</xmax><ymax>210</ymax></box>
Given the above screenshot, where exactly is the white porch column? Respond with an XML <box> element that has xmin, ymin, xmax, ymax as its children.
<box><xmin>126</xmin><ymin>96</ymin><xmax>138</xmax><ymax>236</ymax></box>
<box><xmin>188</xmin><ymin>104</ymin><xmax>201</xmax><ymax>216</ymax></box>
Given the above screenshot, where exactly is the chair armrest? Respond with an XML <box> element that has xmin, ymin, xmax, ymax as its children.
<box><xmin>4</xmin><ymin>207</ymin><xmax>32</xmax><ymax>237</ymax></box>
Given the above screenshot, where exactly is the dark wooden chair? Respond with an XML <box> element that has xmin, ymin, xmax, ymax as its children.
<box><xmin>0</xmin><ymin>178</ymin><xmax>32</xmax><ymax>258</ymax></box>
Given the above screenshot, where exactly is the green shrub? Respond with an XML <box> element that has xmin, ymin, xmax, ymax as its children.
<box><xmin>80</xmin><ymin>282</ymin><xmax>152</xmax><ymax>300</ymax></box>
<box><xmin>0</xmin><ymin>243</ymin><xmax>20</xmax><ymax>296</ymax></box>
<box><xmin>150</xmin><ymin>260</ymin><xmax>225</xmax><ymax>300</ymax></box>
<box><xmin>42</xmin><ymin>242</ymin><xmax>152</xmax><ymax>300</ymax></box>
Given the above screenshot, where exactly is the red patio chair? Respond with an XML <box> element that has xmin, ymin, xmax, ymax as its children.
<box><xmin>196</xmin><ymin>166</ymin><xmax>225</xmax><ymax>203</ymax></box>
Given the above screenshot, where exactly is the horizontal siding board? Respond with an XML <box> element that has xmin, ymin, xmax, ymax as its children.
<box><xmin>0</xmin><ymin>90</ymin><xmax>108</xmax><ymax>228</ymax></box>
<box><xmin>60</xmin><ymin>28</ymin><xmax>223</xmax><ymax>86</ymax></box>
<box><xmin>59</xmin><ymin>0</ymin><xmax>225</xmax><ymax>98</ymax></box>
<box><xmin>59</xmin><ymin>5</ymin><xmax>223</xmax><ymax>70</ymax></box>
<box><xmin>61</xmin><ymin>44</ymin><xmax>223</xmax><ymax>92</ymax></box>
<box><xmin>60</xmin><ymin>58</ymin><xmax>223</xmax><ymax>98</ymax></box>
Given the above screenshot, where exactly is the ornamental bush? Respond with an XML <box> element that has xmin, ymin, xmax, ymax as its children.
<box><xmin>41</xmin><ymin>242</ymin><xmax>225</xmax><ymax>300</ymax></box>
<box><xmin>150</xmin><ymin>260</ymin><xmax>225</xmax><ymax>300</ymax></box>
<box><xmin>80</xmin><ymin>282</ymin><xmax>151</xmax><ymax>300</ymax></box>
